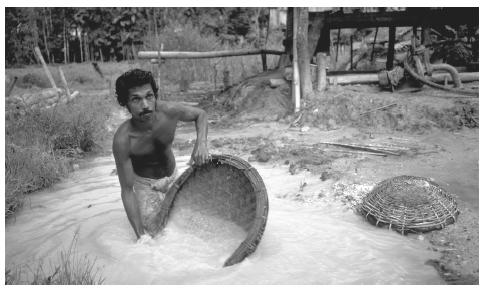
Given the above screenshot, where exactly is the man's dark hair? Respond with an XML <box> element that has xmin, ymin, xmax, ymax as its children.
<box><xmin>115</xmin><ymin>69</ymin><xmax>158</xmax><ymax>107</ymax></box>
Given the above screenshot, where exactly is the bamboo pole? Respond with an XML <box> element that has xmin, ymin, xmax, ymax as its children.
<box><xmin>34</xmin><ymin>46</ymin><xmax>57</xmax><ymax>88</ymax></box>
<box><xmin>58</xmin><ymin>67</ymin><xmax>71</xmax><ymax>98</ymax></box>
<box><xmin>292</xmin><ymin>7</ymin><xmax>301</xmax><ymax>113</ymax></box>
<box><xmin>138</xmin><ymin>49</ymin><xmax>284</xmax><ymax>60</ymax></box>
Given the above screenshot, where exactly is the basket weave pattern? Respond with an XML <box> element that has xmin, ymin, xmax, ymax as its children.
<box><xmin>159</xmin><ymin>154</ymin><xmax>269</xmax><ymax>267</ymax></box>
<box><xmin>360</xmin><ymin>175</ymin><xmax>458</xmax><ymax>234</ymax></box>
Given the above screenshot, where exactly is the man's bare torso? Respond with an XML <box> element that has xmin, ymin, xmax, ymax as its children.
<box><xmin>119</xmin><ymin>109</ymin><xmax>177</xmax><ymax>179</ymax></box>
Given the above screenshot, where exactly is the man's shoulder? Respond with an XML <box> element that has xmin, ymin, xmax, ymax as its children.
<box><xmin>113</xmin><ymin>120</ymin><xmax>131</xmax><ymax>147</ymax></box>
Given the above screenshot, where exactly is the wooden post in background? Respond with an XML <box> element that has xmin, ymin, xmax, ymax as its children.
<box><xmin>370</xmin><ymin>27</ymin><xmax>379</xmax><ymax>62</ymax></box>
<box><xmin>316</xmin><ymin>52</ymin><xmax>327</xmax><ymax>92</ymax></box>
<box><xmin>350</xmin><ymin>35</ymin><xmax>354</xmax><ymax>70</ymax></box>
<box><xmin>296</xmin><ymin>7</ymin><xmax>312</xmax><ymax>99</ymax></box>
<box><xmin>34</xmin><ymin>46</ymin><xmax>57</xmax><ymax>88</ymax></box>
<box><xmin>292</xmin><ymin>7</ymin><xmax>300</xmax><ymax>113</ymax></box>
<box><xmin>386</xmin><ymin>25</ymin><xmax>396</xmax><ymax>70</ymax></box>
<box><xmin>261</xmin><ymin>52</ymin><xmax>267</xmax><ymax>71</ymax></box>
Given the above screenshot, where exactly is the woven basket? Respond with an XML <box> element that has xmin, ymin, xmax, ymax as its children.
<box><xmin>158</xmin><ymin>154</ymin><xmax>269</xmax><ymax>267</ymax></box>
<box><xmin>360</xmin><ymin>175</ymin><xmax>458</xmax><ymax>234</ymax></box>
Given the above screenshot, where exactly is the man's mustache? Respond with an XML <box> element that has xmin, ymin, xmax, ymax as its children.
<box><xmin>139</xmin><ymin>109</ymin><xmax>153</xmax><ymax>116</ymax></box>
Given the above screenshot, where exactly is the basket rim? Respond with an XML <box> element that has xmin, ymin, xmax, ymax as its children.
<box><xmin>159</xmin><ymin>154</ymin><xmax>269</xmax><ymax>267</ymax></box>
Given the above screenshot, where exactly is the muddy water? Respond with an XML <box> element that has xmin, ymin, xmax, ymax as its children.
<box><xmin>6</xmin><ymin>155</ymin><xmax>444</xmax><ymax>284</ymax></box>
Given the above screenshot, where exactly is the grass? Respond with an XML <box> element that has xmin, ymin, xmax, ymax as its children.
<box><xmin>5</xmin><ymin>90</ymin><xmax>114</xmax><ymax>218</ymax></box>
<box><xmin>5</xmin><ymin>230</ymin><xmax>105</xmax><ymax>285</ymax></box>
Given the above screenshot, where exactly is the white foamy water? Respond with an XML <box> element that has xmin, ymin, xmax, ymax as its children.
<box><xmin>5</xmin><ymin>155</ymin><xmax>444</xmax><ymax>284</ymax></box>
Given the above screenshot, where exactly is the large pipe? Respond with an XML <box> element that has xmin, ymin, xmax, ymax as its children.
<box><xmin>430</xmin><ymin>63</ymin><xmax>462</xmax><ymax>88</ymax></box>
<box><xmin>404</xmin><ymin>60</ymin><xmax>478</xmax><ymax>96</ymax></box>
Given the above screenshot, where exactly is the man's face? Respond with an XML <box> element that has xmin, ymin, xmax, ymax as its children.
<box><xmin>126</xmin><ymin>83</ymin><xmax>156</xmax><ymax>122</ymax></box>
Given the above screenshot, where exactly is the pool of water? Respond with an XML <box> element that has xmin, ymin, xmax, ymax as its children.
<box><xmin>5</xmin><ymin>155</ymin><xmax>444</xmax><ymax>284</ymax></box>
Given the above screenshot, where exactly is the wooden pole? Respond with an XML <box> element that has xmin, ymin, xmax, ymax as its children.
<box><xmin>157</xmin><ymin>42</ymin><xmax>163</xmax><ymax>97</ymax></box>
<box><xmin>261</xmin><ymin>52</ymin><xmax>267</xmax><ymax>71</ymax></box>
<box><xmin>292</xmin><ymin>7</ymin><xmax>300</xmax><ymax>113</ymax></box>
<box><xmin>297</xmin><ymin>7</ymin><xmax>312</xmax><ymax>99</ymax></box>
<box><xmin>370</xmin><ymin>27</ymin><xmax>379</xmax><ymax>62</ymax></box>
<box><xmin>387</xmin><ymin>25</ymin><xmax>396</xmax><ymax>70</ymax></box>
<box><xmin>316</xmin><ymin>52</ymin><xmax>327</xmax><ymax>92</ymax></box>
<box><xmin>335</xmin><ymin>28</ymin><xmax>341</xmax><ymax>62</ymax></box>
<box><xmin>63</xmin><ymin>17</ymin><xmax>67</xmax><ymax>64</ymax></box>
<box><xmin>34</xmin><ymin>46</ymin><xmax>57</xmax><ymax>88</ymax></box>
<box><xmin>79</xmin><ymin>29</ymin><xmax>83</xmax><ymax>63</ymax></box>
<box><xmin>350</xmin><ymin>35</ymin><xmax>354</xmax><ymax>70</ymax></box>
<box><xmin>58</xmin><ymin>67</ymin><xmax>71</xmax><ymax>98</ymax></box>
<box><xmin>138</xmin><ymin>49</ymin><xmax>284</xmax><ymax>59</ymax></box>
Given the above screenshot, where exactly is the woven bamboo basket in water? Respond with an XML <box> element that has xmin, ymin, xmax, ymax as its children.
<box><xmin>158</xmin><ymin>154</ymin><xmax>269</xmax><ymax>267</ymax></box>
<box><xmin>360</xmin><ymin>175</ymin><xmax>459</xmax><ymax>235</ymax></box>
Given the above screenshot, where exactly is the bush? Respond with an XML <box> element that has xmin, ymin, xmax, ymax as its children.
<box><xmin>5</xmin><ymin>92</ymin><xmax>113</xmax><ymax>218</ymax></box>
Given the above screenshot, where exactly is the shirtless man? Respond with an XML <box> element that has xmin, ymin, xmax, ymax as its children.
<box><xmin>113</xmin><ymin>69</ymin><xmax>209</xmax><ymax>241</ymax></box>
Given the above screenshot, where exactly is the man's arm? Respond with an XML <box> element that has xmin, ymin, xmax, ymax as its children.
<box><xmin>162</xmin><ymin>102</ymin><xmax>209</xmax><ymax>165</ymax></box>
<box><xmin>113</xmin><ymin>134</ymin><xmax>145</xmax><ymax>239</ymax></box>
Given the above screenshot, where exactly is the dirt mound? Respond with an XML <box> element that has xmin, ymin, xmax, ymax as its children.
<box><xmin>293</xmin><ymin>86</ymin><xmax>479</xmax><ymax>133</ymax></box>
<box><xmin>218</xmin><ymin>71</ymin><xmax>292</xmax><ymax>122</ymax></box>
<box><xmin>210</xmin><ymin>71</ymin><xmax>478</xmax><ymax>134</ymax></box>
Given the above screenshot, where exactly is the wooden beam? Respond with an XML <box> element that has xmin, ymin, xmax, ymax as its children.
<box><xmin>138</xmin><ymin>49</ymin><xmax>284</xmax><ymax>60</ymax></box>
<box><xmin>318</xmin><ymin>8</ymin><xmax>478</xmax><ymax>29</ymax></box>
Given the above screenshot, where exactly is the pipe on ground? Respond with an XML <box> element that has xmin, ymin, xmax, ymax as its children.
<box><xmin>404</xmin><ymin>60</ymin><xmax>478</xmax><ymax>97</ymax></box>
<box><xmin>430</xmin><ymin>63</ymin><xmax>462</xmax><ymax>88</ymax></box>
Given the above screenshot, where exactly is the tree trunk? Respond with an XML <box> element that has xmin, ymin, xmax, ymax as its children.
<box><xmin>296</xmin><ymin>7</ymin><xmax>313</xmax><ymax>99</ymax></box>
<box><xmin>42</xmin><ymin>10</ymin><xmax>51</xmax><ymax>64</ymax></box>
<box><xmin>63</xmin><ymin>17</ymin><xmax>67</xmax><ymax>64</ymax></box>
<box><xmin>79</xmin><ymin>29</ymin><xmax>83</xmax><ymax>63</ymax></box>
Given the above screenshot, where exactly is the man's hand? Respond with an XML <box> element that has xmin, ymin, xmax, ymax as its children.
<box><xmin>136</xmin><ymin>234</ymin><xmax>153</xmax><ymax>245</ymax></box>
<box><xmin>190</xmin><ymin>143</ymin><xmax>210</xmax><ymax>166</ymax></box>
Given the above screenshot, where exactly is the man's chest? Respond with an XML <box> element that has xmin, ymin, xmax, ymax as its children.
<box><xmin>129</xmin><ymin>120</ymin><xmax>177</xmax><ymax>156</ymax></box>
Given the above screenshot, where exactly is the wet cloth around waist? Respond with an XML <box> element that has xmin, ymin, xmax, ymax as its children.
<box><xmin>133</xmin><ymin>168</ymin><xmax>178</xmax><ymax>236</ymax></box>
